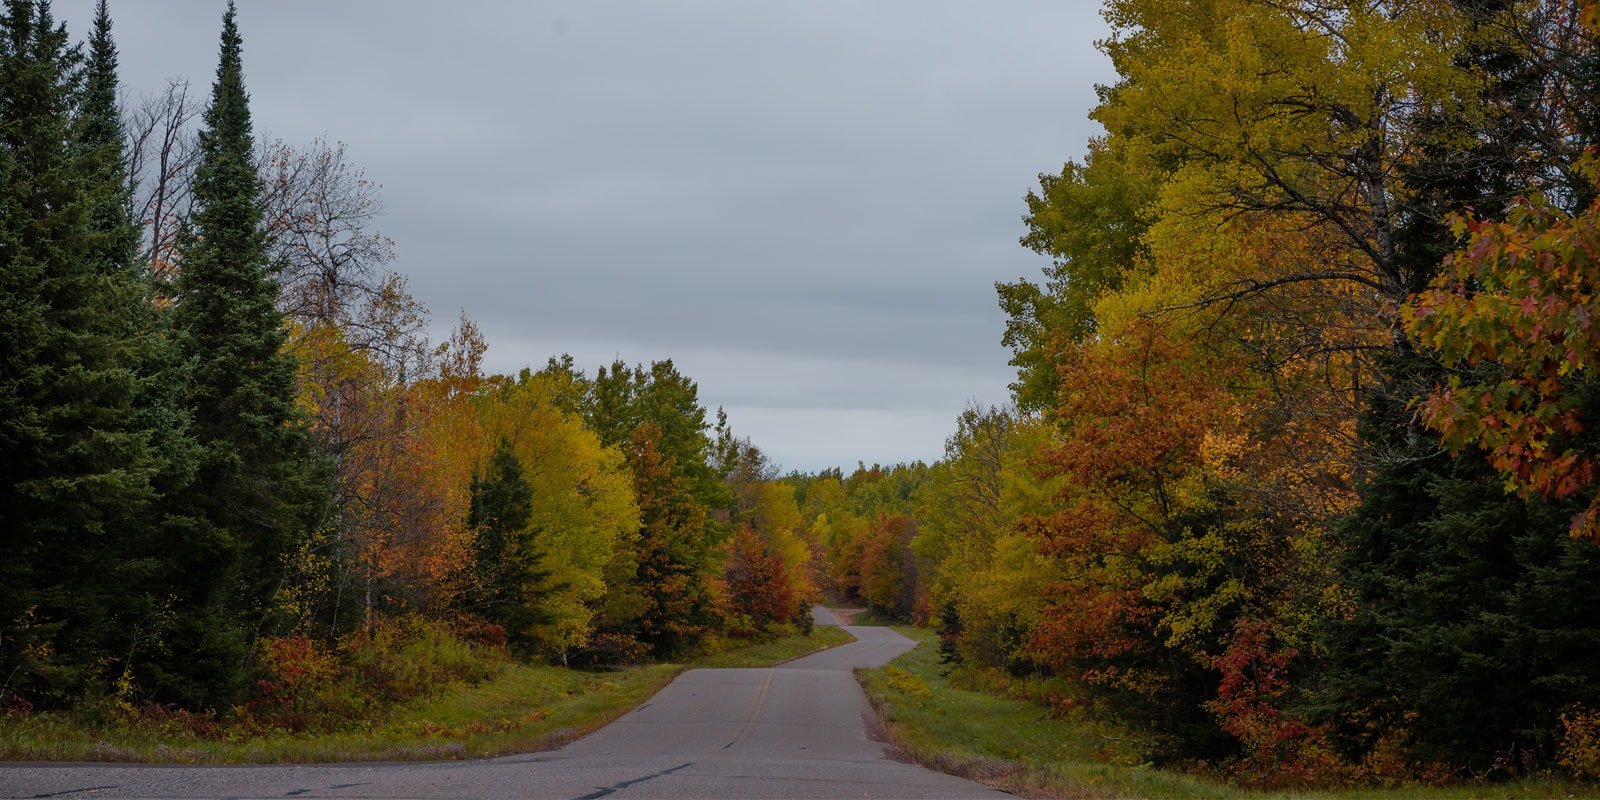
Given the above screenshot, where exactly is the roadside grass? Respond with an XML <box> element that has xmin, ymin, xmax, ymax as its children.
<box><xmin>691</xmin><ymin>623</ymin><xmax>853</xmax><ymax>669</ymax></box>
<box><xmin>859</xmin><ymin>627</ymin><xmax>1593</xmax><ymax>800</ymax></box>
<box><xmin>829</xmin><ymin>606</ymin><xmax>899</xmax><ymax>626</ymax></box>
<box><xmin>0</xmin><ymin>626</ymin><xmax>851</xmax><ymax>764</ymax></box>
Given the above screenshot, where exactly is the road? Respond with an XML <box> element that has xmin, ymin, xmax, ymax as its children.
<box><xmin>1</xmin><ymin>608</ymin><xmax>1008</xmax><ymax>799</ymax></box>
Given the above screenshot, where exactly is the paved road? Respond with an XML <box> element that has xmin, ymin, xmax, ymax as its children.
<box><xmin>1</xmin><ymin>609</ymin><xmax>1007</xmax><ymax>799</ymax></box>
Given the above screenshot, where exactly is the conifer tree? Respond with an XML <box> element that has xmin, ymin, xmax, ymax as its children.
<box><xmin>163</xmin><ymin>2</ymin><xmax>328</xmax><ymax>707</ymax></box>
<box><xmin>468</xmin><ymin>439</ymin><xmax>560</xmax><ymax>652</ymax></box>
<box><xmin>0</xmin><ymin>0</ymin><xmax>166</xmax><ymax>704</ymax></box>
<box><xmin>1320</xmin><ymin>363</ymin><xmax>1600</xmax><ymax>769</ymax></box>
<box><xmin>625</xmin><ymin>423</ymin><xmax>717</xmax><ymax>659</ymax></box>
<box><xmin>74</xmin><ymin>0</ymin><xmax>135</xmax><ymax>275</ymax></box>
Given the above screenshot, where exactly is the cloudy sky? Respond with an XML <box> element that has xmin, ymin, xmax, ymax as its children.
<box><xmin>56</xmin><ymin>1</ymin><xmax>1115</xmax><ymax>473</ymax></box>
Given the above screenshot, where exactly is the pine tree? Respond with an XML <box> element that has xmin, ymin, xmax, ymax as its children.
<box><xmin>0</xmin><ymin>0</ymin><xmax>166</xmax><ymax>705</ymax></box>
<box><xmin>74</xmin><ymin>0</ymin><xmax>135</xmax><ymax>275</ymax></box>
<box><xmin>467</xmin><ymin>438</ymin><xmax>559</xmax><ymax>652</ymax></box>
<box><xmin>1319</xmin><ymin>359</ymin><xmax>1600</xmax><ymax>769</ymax></box>
<box><xmin>162</xmin><ymin>1</ymin><xmax>328</xmax><ymax>708</ymax></box>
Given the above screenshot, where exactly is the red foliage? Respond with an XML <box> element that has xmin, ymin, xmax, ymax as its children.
<box><xmin>1406</xmin><ymin>176</ymin><xmax>1600</xmax><ymax>540</ymax></box>
<box><xmin>1207</xmin><ymin>620</ymin><xmax>1345</xmax><ymax>788</ymax></box>
<box><xmin>724</xmin><ymin>525</ymin><xmax>797</xmax><ymax>633</ymax></box>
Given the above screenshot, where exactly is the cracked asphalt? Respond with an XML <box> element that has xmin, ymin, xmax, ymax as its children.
<box><xmin>1</xmin><ymin>608</ymin><xmax>1008</xmax><ymax>799</ymax></box>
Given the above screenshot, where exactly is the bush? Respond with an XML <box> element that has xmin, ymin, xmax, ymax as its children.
<box><xmin>342</xmin><ymin>616</ymin><xmax>500</xmax><ymax>704</ymax></box>
<box><xmin>248</xmin><ymin>616</ymin><xmax>504</xmax><ymax>732</ymax></box>
<box><xmin>566</xmin><ymin>632</ymin><xmax>649</xmax><ymax>670</ymax></box>
<box><xmin>1560</xmin><ymin>708</ymin><xmax>1600</xmax><ymax>780</ymax></box>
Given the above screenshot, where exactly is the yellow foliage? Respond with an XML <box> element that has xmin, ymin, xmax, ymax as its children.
<box><xmin>475</xmin><ymin>374</ymin><xmax>640</xmax><ymax>653</ymax></box>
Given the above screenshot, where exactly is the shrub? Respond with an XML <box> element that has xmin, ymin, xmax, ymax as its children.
<box><xmin>567</xmin><ymin>632</ymin><xmax>649</xmax><ymax>670</ymax></box>
<box><xmin>342</xmin><ymin>616</ymin><xmax>500</xmax><ymax>705</ymax></box>
<box><xmin>1560</xmin><ymin>707</ymin><xmax>1600</xmax><ymax>780</ymax></box>
<box><xmin>248</xmin><ymin>616</ymin><xmax>504</xmax><ymax>732</ymax></box>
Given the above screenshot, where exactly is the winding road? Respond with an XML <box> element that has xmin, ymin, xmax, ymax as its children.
<box><xmin>1</xmin><ymin>608</ymin><xmax>1007</xmax><ymax>799</ymax></box>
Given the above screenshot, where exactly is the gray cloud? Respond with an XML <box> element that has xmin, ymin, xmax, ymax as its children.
<box><xmin>58</xmin><ymin>0</ymin><xmax>1113</xmax><ymax>472</ymax></box>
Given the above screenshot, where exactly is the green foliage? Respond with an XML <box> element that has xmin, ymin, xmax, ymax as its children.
<box><xmin>1001</xmin><ymin>140</ymin><xmax>1155</xmax><ymax>411</ymax></box>
<box><xmin>1319</xmin><ymin>379</ymin><xmax>1600</xmax><ymax>773</ymax></box>
<box><xmin>160</xmin><ymin>2</ymin><xmax>330</xmax><ymax>709</ymax></box>
<box><xmin>582</xmin><ymin>359</ymin><xmax>730</xmax><ymax>511</ymax></box>
<box><xmin>0</xmin><ymin>0</ymin><xmax>187</xmax><ymax>708</ymax></box>
<box><xmin>467</xmin><ymin>439</ymin><xmax>562</xmax><ymax>653</ymax></box>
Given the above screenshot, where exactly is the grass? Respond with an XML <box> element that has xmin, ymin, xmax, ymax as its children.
<box><xmin>691</xmin><ymin>623</ymin><xmax>853</xmax><ymax>668</ymax></box>
<box><xmin>0</xmin><ymin>625</ymin><xmax>852</xmax><ymax>764</ymax></box>
<box><xmin>840</xmin><ymin>607</ymin><xmax>900</xmax><ymax>627</ymax></box>
<box><xmin>858</xmin><ymin>627</ymin><xmax>1594</xmax><ymax>800</ymax></box>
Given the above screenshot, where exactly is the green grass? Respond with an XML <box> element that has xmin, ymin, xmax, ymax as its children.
<box><xmin>0</xmin><ymin>661</ymin><xmax>679</xmax><ymax>764</ymax></box>
<box><xmin>691</xmin><ymin>624</ymin><xmax>854</xmax><ymax>668</ymax></box>
<box><xmin>858</xmin><ymin>627</ymin><xmax>1594</xmax><ymax>800</ymax></box>
<box><xmin>0</xmin><ymin>626</ymin><xmax>853</xmax><ymax>764</ymax></box>
<box><xmin>842</xmin><ymin>607</ymin><xmax>901</xmax><ymax>626</ymax></box>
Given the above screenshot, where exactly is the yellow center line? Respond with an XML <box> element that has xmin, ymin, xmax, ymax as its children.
<box><xmin>723</xmin><ymin>669</ymin><xmax>775</xmax><ymax>749</ymax></box>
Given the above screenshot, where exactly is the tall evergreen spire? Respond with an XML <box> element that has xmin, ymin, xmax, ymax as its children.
<box><xmin>164</xmin><ymin>0</ymin><xmax>329</xmax><ymax>709</ymax></box>
<box><xmin>76</xmin><ymin>0</ymin><xmax>137</xmax><ymax>275</ymax></box>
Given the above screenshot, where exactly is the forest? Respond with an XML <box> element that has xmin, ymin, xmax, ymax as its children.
<box><xmin>7</xmin><ymin>0</ymin><xmax>1600</xmax><ymax>791</ymax></box>
<box><xmin>1</xmin><ymin>0</ymin><xmax>821</xmax><ymax>732</ymax></box>
<box><xmin>809</xmin><ymin>0</ymin><xmax>1600</xmax><ymax>788</ymax></box>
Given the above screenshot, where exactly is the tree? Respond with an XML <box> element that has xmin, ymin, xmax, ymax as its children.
<box><xmin>624</xmin><ymin>422</ymin><xmax>718</xmax><ymax>658</ymax></box>
<box><xmin>1406</xmin><ymin>179</ymin><xmax>1600</xmax><ymax>540</ymax></box>
<box><xmin>163</xmin><ymin>2</ymin><xmax>329</xmax><ymax>707</ymax></box>
<box><xmin>1319</xmin><ymin>366</ymin><xmax>1600</xmax><ymax>770</ymax></box>
<box><xmin>914</xmin><ymin>407</ymin><xmax>1060</xmax><ymax>674</ymax></box>
<box><xmin>1000</xmin><ymin>140</ymin><xmax>1156</xmax><ymax>411</ymax></box>
<box><xmin>0</xmin><ymin>0</ymin><xmax>177</xmax><ymax>705</ymax></box>
<box><xmin>126</xmin><ymin>76</ymin><xmax>199</xmax><ymax>281</ymax></box>
<box><xmin>583</xmin><ymin>359</ymin><xmax>731</xmax><ymax>511</ymax></box>
<box><xmin>468</xmin><ymin>438</ymin><xmax>561</xmax><ymax>652</ymax></box>
<box><xmin>474</xmin><ymin>371</ymin><xmax>639</xmax><ymax>656</ymax></box>
<box><xmin>723</xmin><ymin>526</ymin><xmax>795</xmax><ymax>634</ymax></box>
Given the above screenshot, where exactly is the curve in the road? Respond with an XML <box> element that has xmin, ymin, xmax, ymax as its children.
<box><xmin>1</xmin><ymin>608</ymin><xmax>1008</xmax><ymax>799</ymax></box>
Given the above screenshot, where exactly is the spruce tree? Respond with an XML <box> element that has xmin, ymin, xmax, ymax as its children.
<box><xmin>467</xmin><ymin>439</ymin><xmax>559</xmax><ymax>652</ymax></box>
<box><xmin>1319</xmin><ymin>360</ymin><xmax>1600</xmax><ymax>769</ymax></box>
<box><xmin>74</xmin><ymin>0</ymin><xmax>135</xmax><ymax>275</ymax></box>
<box><xmin>163</xmin><ymin>1</ymin><xmax>328</xmax><ymax>708</ymax></box>
<box><xmin>73</xmin><ymin>0</ymin><xmax>214</xmax><ymax>709</ymax></box>
<box><xmin>0</xmin><ymin>0</ymin><xmax>165</xmax><ymax>705</ymax></box>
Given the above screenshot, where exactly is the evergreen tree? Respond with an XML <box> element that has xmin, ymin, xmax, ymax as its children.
<box><xmin>73</xmin><ymin>0</ymin><xmax>135</xmax><ymax>275</ymax></box>
<box><xmin>1319</xmin><ymin>360</ymin><xmax>1600</xmax><ymax>770</ymax></box>
<box><xmin>467</xmin><ymin>438</ymin><xmax>559</xmax><ymax>652</ymax></box>
<box><xmin>0</xmin><ymin>0</ymin><xmax>166</xmax><ymax>705</ymax></box>
<box><xmin>583</xmin><ymin>359</ymin><xmax>731</xmax><ymax>510</ymax></box>
<box><xmin>162</xmin><ymin>2</ymin><xmax>328</xmax><ymax>708</ymax></box>
<box><xmin>74</xmin><ymin>0</ymin><xmax>212</xmax><ymax>710</ymax></box>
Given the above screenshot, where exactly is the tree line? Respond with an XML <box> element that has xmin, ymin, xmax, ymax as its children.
<box><xmin>0</xmin><ymin>0</ymin><xmax>819</xmax><ymax>719</ymax></box>
<box><xmin>804</xmin><ymin>0</ymin><xmax>1600</xmax><ymax>787</ymax></box>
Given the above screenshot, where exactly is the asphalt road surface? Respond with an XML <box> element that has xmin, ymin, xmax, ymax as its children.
<box><xmin>1</xmin><ymin>608</ymin><xmax>1008</xmax><ymax>799</ymax></box>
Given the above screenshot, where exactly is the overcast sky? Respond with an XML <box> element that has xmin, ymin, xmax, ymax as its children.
<box><xmin>57</xmin><ymin>1</ymin><xmax>1115</xmax><ymax>473</ymax></box>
